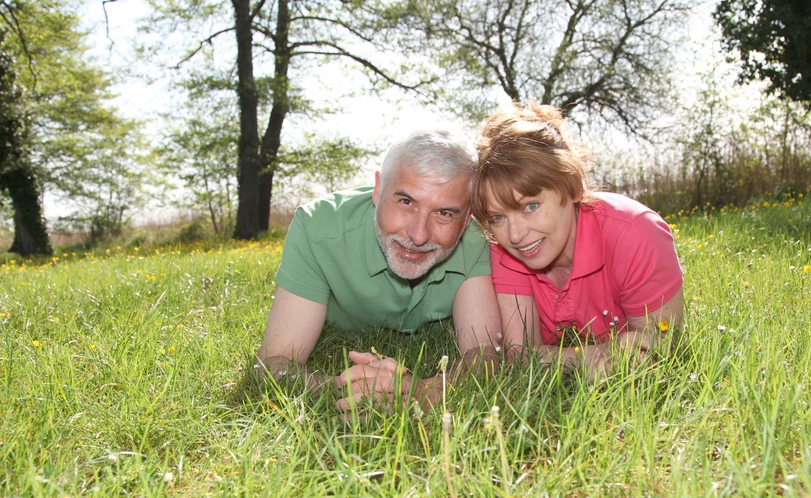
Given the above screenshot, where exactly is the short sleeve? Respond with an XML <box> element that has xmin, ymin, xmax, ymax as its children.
<box><xmin>274</xmin><ymin>209</ymin><xmax>332</xmax><ymax>305</ymax></box>
<box><xmin>461</xmin><ymin>221</ymin><xmax>493</xmax><ymax>278</ymax></box>
<box><xmin>490</xmin><ymin>244</ymin><xmax>534</xmax><ymax>296</ymax></box>
<box><xmin>612</xmin><ymin>212</ymin><xmax>683</xmax><ymax>316</ymax></box>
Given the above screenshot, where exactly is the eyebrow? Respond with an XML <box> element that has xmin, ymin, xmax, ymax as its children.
<box><xmin>394</xmin><ymin>190</ymin><xmax>464</xmax><ymax>214</ymax></box>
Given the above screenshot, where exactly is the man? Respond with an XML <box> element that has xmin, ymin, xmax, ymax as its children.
<box><xmin>254</xmin><ymin>130</ymin><xmax>502</xmax><ymax>411</ymax></box>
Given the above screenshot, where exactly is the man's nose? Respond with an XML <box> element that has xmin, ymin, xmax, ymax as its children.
<box><xmin>407</xmin><ymin>215</ymin><xmax>431</xmax><ymax>246</ymax></box>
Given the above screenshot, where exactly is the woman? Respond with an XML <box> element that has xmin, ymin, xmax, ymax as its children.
<box><xmin>472</xmin><ymin>103</ymin><xmax>684</xmax><ymax>381</ymax></box>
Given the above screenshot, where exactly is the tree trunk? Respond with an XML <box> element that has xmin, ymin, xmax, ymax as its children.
<box><xmin>1</xmin><ymin>166</ymin><xmax>52</xmax><ymax>257</ymax></box>
<box><xmin>257</xmin><ymin>0</ymin><xmax>291</xmax><ymax>232</ymax></box>
<box><xmin>231</xmin><ymin>0</ymin><xmax>261</xmax><ymax>240</ymax></box>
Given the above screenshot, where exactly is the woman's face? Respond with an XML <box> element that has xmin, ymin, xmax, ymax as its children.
<box><xmin>484</xmin><ymin>187</ymin><xmax>579</xmax><ymax>272</ymax></box>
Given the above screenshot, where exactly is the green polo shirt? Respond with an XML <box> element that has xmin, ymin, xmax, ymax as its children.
<box><xmin>274</xmin><ymin>186</ymin><xmax>491</xmax><ymax>332</ymax></box>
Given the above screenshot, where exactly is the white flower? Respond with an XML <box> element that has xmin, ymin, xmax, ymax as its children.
<box><xmin>717</xmin><ymin>325</ymin><xmax>726</xmax><ymax>332</ymax></box>
<box><xmin>442</xmin><ymin>412</ymin><xmax>453</xmax><ymax>431</ymax></box>
<box><xmin>163</xmin><ymin>471</ymin><xmax>174</xmax><ymax>483</ymax></box>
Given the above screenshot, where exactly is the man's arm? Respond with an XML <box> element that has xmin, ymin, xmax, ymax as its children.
<box><xmin>254</xmin><ymin>286</ymin><xmax>329</xmax><ymax>388</ymax></box>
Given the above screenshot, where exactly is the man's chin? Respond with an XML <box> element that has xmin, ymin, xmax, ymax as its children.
<box><xmin>389</xmin><ymin>261</ymin><xmax>432</xmax><ymax>280</ymax></box>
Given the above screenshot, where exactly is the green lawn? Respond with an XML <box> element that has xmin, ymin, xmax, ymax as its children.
<box><xmin>2</xmin><ymin>194</ymin><xmax>810</xmax><ymax>496</ymax></box>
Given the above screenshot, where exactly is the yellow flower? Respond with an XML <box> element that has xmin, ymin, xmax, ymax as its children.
<box><xmin>32</xmin><ymin>339</ymin><xmax>42</xmax><ymax>348</ymax></box>
<box><xmin>804</xmin><ymin>265</ymin><xmax>811</xmax><ymax>274</ymax></box>
<box><xmin>657</xmin><ymin>320</ymin><xmax>670</xmax><ymax>332</ymax></box>
<box><xmin>168</xmin><ymin>346</ymin><xmax>176</xmax><ymax>354</ymax></box>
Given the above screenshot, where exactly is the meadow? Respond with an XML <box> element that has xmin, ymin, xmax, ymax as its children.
<box><xmin>1</xmin><ymin>193</ymin><xmax>810</xmax><ymax>497</ymax></box>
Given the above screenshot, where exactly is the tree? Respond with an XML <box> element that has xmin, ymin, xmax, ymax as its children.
<box><xmin>140</xmin><ymin>0</ymin><xmax>426</xmax><ymax>239</ymax></box>
<box><xmin>1</xmin><ymin>0</ymin><xmax>146</xmax><ymax>253</ymax></box>
<box><xmin>158</xmin><ymin>88</ymin><xmax>240</xmax><ymax>237</ymax></box>
<box><xmin>714</xmin><ymin>0</ymin><xmax>811</xmax><ymax>106</ymax></box>
<box><xmin>50</xmin><ymin>118</ymin><xmax>149</xmax><ymax>243</ymax></box>
<box><xmin>0</xmin><ymin>37</ymin><xmax>51</xmax><ymax>256</ymax></box>
<box><xmin>381</xmin><ymin>0</ymin><xmax>690</xmax><ymax>133</ymax></box>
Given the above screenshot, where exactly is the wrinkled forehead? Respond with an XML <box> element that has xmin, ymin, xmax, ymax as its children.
<box><xmin>386</xmin><ymin>168</ymin><xmax>472</xmax><ymax>207</ymax></box>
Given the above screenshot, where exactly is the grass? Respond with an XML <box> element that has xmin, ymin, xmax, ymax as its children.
<box><xmin>1</xmin><ymin>194</ymin><xmax>810</xmax><ymax>497</ymax></box>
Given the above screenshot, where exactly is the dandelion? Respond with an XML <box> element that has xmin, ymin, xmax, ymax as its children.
<box><xmin>32</xmin><ymin>339</ymin><xmax>42</xmax><ymax>348</ymax></box>
<box><xmin>657</xmin><ymin>320</ymin><xmax>670</xmax><ymax>332</ymax></box>
<box><xmin>804</xmin><ymin>265</ymin><xmax>810</xmax><ymax>274</ymax></box>
<box><xmin>412</xmin><ymin>401</ymin><xmax>424</xmax><ymax>419</ymax></box>
<box><xmin>168</xmin><ymin>346</ymin><xmax>176</xmax><ymax>354</ymax></box>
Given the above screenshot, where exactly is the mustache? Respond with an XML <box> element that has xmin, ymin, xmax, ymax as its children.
<box><xmin>388</xmin><ymin>234</ymin><xmax>442</xmax><ymax>253</ymax></box>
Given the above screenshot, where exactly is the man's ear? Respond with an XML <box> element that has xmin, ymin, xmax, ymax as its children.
<box><xmin>372</xmin><ymin>171</ymin><xmax>381</xmax><ymax>205</ymax></box>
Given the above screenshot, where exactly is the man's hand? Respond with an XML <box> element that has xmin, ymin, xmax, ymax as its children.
<box><xmin>334</xmin><ymin>351</ymin><xmax>412</xmax><ymax>412</ymax></box>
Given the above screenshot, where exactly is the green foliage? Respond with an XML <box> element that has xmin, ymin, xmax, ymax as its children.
<box><xmin>158</xmin><ymin>89</ymin><xmax>240</xmax><ymax>237</ymax></box>
<box><xmin>1</xmin><ymin>198</ymin><xmax>810</xmax><ymax>495</ymax></box>
<box><xmin>0</xmin><ymin>0</ymin><xmax>152</xmax><ymax>246</ymax></box>
<box><xmin>275</xmin><ymin>133</ymin><xmax>378</xmax><ymax>201</ymax></box>
<box><xmin>596</xmin><ymin>66</ymin><xmax>811</xmax><ymax>216</ymax></box>
<box><xmin>714</xmin><ymin>0</ymin><xmax>811</xmax><ymax>106</ymax></box>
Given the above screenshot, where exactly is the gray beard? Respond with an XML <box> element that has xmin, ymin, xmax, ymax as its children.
<box><xmin>374</xmin><ymin>213</ymin><xmax>453</xmax><ymax>281</ymax></box>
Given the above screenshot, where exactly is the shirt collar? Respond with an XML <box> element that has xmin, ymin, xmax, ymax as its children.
<box><xmin>570</xmin><ymin>203</ymin><xmax>604</xmax><ymax>278</ymax></box>
<box><xmin>366</xmin><ymin>211</ymin><xmax>390</xmax><ymax>277</ymax></box>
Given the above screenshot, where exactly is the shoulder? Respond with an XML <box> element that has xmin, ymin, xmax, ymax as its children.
<box><xmin>586</xmin><ymin>192</ymin><xmax>668</xmax><ymax>236</ymax></box>
<box><xmin>292</xmin><ymin>187</ymin><xmax>374</xmax><ymax>238</ymax></box>
<box><xmin>588</xmin><ymin>192</ymin><xmax>656</xmax><ymax>220</ymax></box>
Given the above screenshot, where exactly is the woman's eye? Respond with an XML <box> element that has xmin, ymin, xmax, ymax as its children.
<box><xmin>525</xmin><ymin>202</ymin><xmax>539</xmax><ymax>213</ymax></box>
<box><xmin>490</xmin><ymin>214</ymin><xmax>506</xmax><ymax>225</ymax></box>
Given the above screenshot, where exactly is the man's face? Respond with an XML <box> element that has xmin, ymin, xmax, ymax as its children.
<box><xmin>373</xmin><ymin>165</ymin><xmax>471</xmax><ymax>280</ymax></box>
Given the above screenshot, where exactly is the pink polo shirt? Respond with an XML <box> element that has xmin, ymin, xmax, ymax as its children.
<box><xmin>491</xmin><ymin>192</ymin><xmax>683</xmax><ymax>344</ymax></box>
